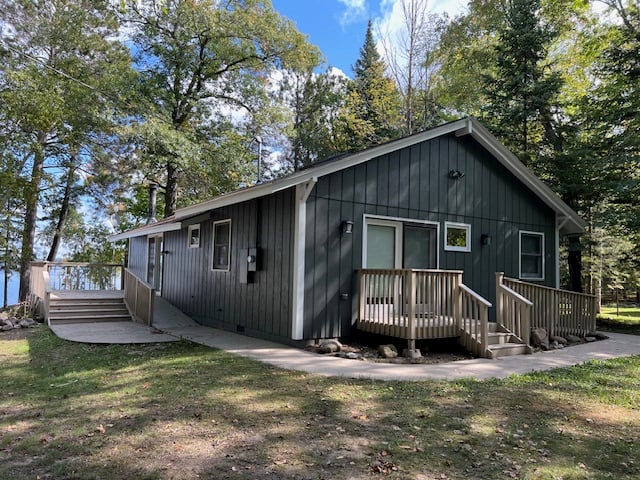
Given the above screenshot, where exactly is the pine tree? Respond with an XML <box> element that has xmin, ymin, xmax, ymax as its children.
<box><xmin>482</xmin><ymin>0</ymin><xmax>562</xmax><ymax>169</ymax></box>
<box><xmin>336</xmin><ymin>21</ymin><xmax>402</xmax><ymax>151</ymax></box>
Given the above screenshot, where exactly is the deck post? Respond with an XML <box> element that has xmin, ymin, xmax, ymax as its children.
<box><xmin>358</xmin><ymin>270</ymin><xmax>365</xmax><ymax>328</ymax></box>
<box><xmin>407</xmin><ymin>270</ymin><xmax>416</xmax><ymax>351</ymax></box>
<box><xmin>495</xmin><ymin>272</ymin><xmax>504</xmax><ymax>325</ymax></box>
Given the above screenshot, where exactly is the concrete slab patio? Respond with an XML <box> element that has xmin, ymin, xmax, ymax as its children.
<box><xmin>50</xmin><ymin>296</ymin><xmax>640</xmax><ymax>381</ymax></box>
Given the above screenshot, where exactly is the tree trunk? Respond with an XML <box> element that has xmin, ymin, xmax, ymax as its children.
<box><xmin>567</xmin><ymin>234</ymin><xmax>583</xmax><ymax>293</ymax></box>
<box><xmin>164</xmin><ymin>161</ymin><xmax>179</xmax><ymax>217</ymax></box>
<box><xmin>46</xmin><ymin>158</ymin><xmax>76</xmax><ymax>262</ymax></box>
<box><xmin>19</xmin><ymin>141</ymin><xmax>46</xmax><ymax>303</ymax></box>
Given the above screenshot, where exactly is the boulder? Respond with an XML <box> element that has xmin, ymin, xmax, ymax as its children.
<box><xmin>592</xmin><ymin>332</ymin><xmax>610</xmax><ymax>340</ymax></box>
<box><xmin>19</xmin><ymin>319</ymin><xmax>37</xmax><ymax>328</ymax></box>
<box><xmin>566</xmin><ymin>334</ymin><xmax>582</xmax><ymax>344</ymax></box>
<box><xmin>551</xmin><ymin>335</ymin><xmax>568</xmax><ymax>345</ymax></box>
<box><xmin>530</xmin><ymin>327</ymin><xmax>549</xmax><ymax>350</ymax></box>
<box><xmin>1</xmin><ymin>324</ymin><xmax>14</xmax><ymax>331</ymax></box>
<box><xmin>585</xmin><ymin>336</ymin><xmax>597</xmax><ymax>343</ymax></box>
<box><xmin>378</xmin><ymin>344</ymin><xmax>398</xmax><ymax>358</ymax></box>
<box><xmin>318</xmin><ymin>339</ymin><xmax>342</xmax><ymax>354</ymax></box>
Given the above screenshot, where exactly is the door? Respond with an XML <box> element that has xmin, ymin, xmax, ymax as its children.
<box><xmin>146</xmin><ymin>235</ymin><xmax>164</xmax><ymax>293</ymax></box>
<box><xmin>364</xmin><ymin>219</ymin><xmax>437</xmax><ymax>269</ymax></box>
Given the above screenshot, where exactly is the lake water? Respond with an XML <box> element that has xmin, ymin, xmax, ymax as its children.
<box><xmin>0</xmin><ymin>273</ymin><xmax>20</xmax><ymax>306</ymax></box>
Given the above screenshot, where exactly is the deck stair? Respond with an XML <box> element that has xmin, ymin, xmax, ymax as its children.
<box><xmin>484</xmin><ymin>323</ymin><xmax>531</xmax><ymax>358</ymax></box>
<box><xmin>48</xmin><ymin>297</ymin><xmax>132</xmax><ymax>325</ymax></box>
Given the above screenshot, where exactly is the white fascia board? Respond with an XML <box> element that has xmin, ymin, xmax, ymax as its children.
<box><xmin>108</xmin><ymin>222</ymin><xmax>182</xmax><ymax>242</ymax></box>
<box><xmin>466</xmin><ymin>118</ymin><xmax>586</xmax><ymax>235</ymax></box>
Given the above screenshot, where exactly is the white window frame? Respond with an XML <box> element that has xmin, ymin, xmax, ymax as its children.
<box><xmin>211</xmin><ymin>219</ymin><xmax>231</xmax><ymax>272</ymax></box>
<box><xmin>362</xmin><ymin>214</ymin><xmax>440</xmax><ymax>269</ymax></box>
<box><xmin>444</xmin><ymin>222</ymin><xmax>471</xmax><ymax>252</ymax></box>
<box><xmin>519</xmin><ymin>230</ymin><xmax>545</xmax><ymax>281</ymax></box>
<box><xmin>187</xmin><ymin>224</ymin><xmax>200</xmax><ymax>249</ymax></box>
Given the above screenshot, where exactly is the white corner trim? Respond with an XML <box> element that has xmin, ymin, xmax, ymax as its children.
<box><xmin>291</xmin><ymin>178</ymin><xmax>317</xmax><ymax>340</ymax></box>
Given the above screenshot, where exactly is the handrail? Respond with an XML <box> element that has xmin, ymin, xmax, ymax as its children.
<box><xmin>457</xmin><ymin>283</ymin><xmax>492</xmax><ymax>358</ymax></box>
<box><xmin>45</xmin><ymin>262</ymin><xmax>123</xmax><ymax>291</ymax></box>
<box><xmin>498</xmin><ymin>272</ymin><xmax>596</xmax><ymax>339</ymax></box>
<box><xmin>123</xmin><ymin>268</ymin><xmax>154</xmax><ymax>326</ymax></box>
<box><xmin>496</xmin><ymin>273</ymin><xmax>532</xmax><ymax>346</ymax></box>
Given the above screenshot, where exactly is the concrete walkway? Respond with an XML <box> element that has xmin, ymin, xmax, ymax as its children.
<box><xmin>51</xmin><ymin>297</ymin><xmax>640</xmax><ymax>381</ymax></box>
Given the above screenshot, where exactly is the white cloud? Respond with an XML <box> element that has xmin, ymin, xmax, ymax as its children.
<box><xmin>337</xmin><ymin>0</ymin><xmax>368</xmax><ymax>27</ymax></box>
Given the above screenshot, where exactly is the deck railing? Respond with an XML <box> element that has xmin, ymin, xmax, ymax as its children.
<box><xmin>29</xmin><ymin>262</ymin><xmax>51</xmax><ymax>320</ymax></box>
<box><xmin>358</xmin><ymin>269</ymin><xmax>492</xmax><ymax>356</ymax></box>
<box><xmin>499</xmin><ymin>274</ymin><xmax>597</xmax><ymax>338</ymax></box>
<box><xmin>495</xmin><ymin>273</ymin><xmax>533</xmax><ymax>346</ymax></box>
<box><xmin>124</xmin><ymin>268</ymin><xmax>154</xmax><ymax>326</ymax></box>
<box><xmin>46</xmin><ymin>262</ymin><xmax>123</xmax><ymax>291</ymax></box>
<box><xmin>457</xmin><ymin>284</ymin><xmax>492</xmax><ymax>357</ymax></box>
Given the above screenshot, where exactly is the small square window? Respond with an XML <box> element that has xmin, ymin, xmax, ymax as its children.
<box><xmin>444</xmin><ymin>222</ymin><xmax>471</xmax><ymax>252</ymax></box>
<box><xmin>520</xmin><ymin>231</ymin><xmax>544</xmax><ymax>280</ymax></box>
<box><xmin>188</xmin><ymin>224</ymin><xmax>200</xmax><ymax>248</ymax></box>
<box><xmin>212</xmin><ymin>220</ymin><xmax>231</xmax><ymax>271</ymax></box>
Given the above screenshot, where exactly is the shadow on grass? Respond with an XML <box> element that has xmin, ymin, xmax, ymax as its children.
<box><xmin>0</xmin><ymin>327</ymin><xmax>639</xmax><ymax>479</ymax></box>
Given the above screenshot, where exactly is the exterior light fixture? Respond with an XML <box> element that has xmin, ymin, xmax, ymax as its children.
<box><xmin>448</xmin><ymin>169</ymin><xmax>465</xmax><ymax>179</ymax></box>
<box><xmin>481</xmin><ymin>234</ymin><xmax>492</xmax><ymax>246</ymax></box>
<box><xmin>341</xmin><ymin>220</ymin><xmax>354</xmax><ymax>234</ymax></box>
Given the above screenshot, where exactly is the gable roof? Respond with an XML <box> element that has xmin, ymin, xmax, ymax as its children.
<box><xmin>109</xmin><ymin>117</ymin><xmax>585</xmax><ymax>241</ymax></box>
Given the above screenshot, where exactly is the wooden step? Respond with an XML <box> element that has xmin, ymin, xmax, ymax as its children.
<box><xmin>48</xmin><ymin>307</ymin><xmax>130</xmax><ymax>317</ymax></box>
<box><xmin>487</xmin><ymin>332</ymin><xmax>518</xmax><ymax>345</ymax></box>
<box><xmin>50</xmin><ymin>299</ymin><xmax>125</xmax><ymax>307</ymax></box>
<box><xmin>49</xmin><ymin>313</ymin><xmax>132</xmax><ymax>324</ymax></box>
<box><xmin>487</xmin><ymin>343</ymin><xmax>532</xmax><ymax>358</ymax></box>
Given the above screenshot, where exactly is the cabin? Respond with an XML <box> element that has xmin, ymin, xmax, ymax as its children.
<box><xmin>106</xmin><ymin>117</ymin><xmax>596</xmax><ymax>358</ymax></box>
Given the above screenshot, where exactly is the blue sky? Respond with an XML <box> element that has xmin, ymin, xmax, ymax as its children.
<box><xmin>270</xmin><ymin>0</ymin><xmax>467</xmax><ymax>76</ymax></box>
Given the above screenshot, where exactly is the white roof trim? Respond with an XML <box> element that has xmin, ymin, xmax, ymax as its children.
<box><xmin>117</xmin><ymin>117</ymin><xmax>585</xmax><ymax>239</ymax></box>
<box><xmin>109</xmin><ymin>220</ymin><xmax>182</xmax><ymax>242</ymax></box>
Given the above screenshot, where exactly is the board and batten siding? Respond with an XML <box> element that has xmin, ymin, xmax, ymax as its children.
<box><xmin>160</xmin><ymin>189</ymin><xmax>295</xmax><ymax>342</ymax></box>
<box><xmin>127</xmin><ymin>236</ymin><xmax>148</xmax><ymax>281</ymax></box>
<box><xmin>303</xmin><ymin>133</ymin><xmax>557</xmax><ymax>339</ymax></box>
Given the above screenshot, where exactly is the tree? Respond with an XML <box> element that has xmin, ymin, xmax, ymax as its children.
<box><xmin>0</xmin><ymin>0</ymin><xmax>132</xmax><ymax>302</ymax></box>
<box><xmin>121</xmin><ymin>0</ymin><xmax>320</xmax><ymax>216</ymax></box>
<box><xmin>280</xmin><ymin>67</ymin><xmax>347</xmax><ymax>170</ymax></box>
<box><xmin>336</xmin><ymin>20</ymin><xmax>402</xmax><ymax>151</ymax></box>
<box><xmin>379</xmin><ymin>0</ymin><xmax>448</xmax><ymax>134</ymax></box>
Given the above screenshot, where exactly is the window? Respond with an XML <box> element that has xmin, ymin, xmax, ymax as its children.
<box><xmin>212</xmin><ymin>220</ymin><xmax>231</xmax><ymax>271</ymax></box>
<box><xmin>188</xmin><ymin>224</ymin><xmax>200</xmax><ymax>248</ymax></box>
<box><xmin>444</xmin><ymin>222</ymin><xmax>471</xmax><ymax>252</ymax></box>
<box><xmin>520</xmin><ymin>231</ymin><xmax>544</xmax><ymax>280</ymax></box>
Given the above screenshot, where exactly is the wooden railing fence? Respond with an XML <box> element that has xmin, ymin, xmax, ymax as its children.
<box><xmin>46</xmin><ymin>262</ymin><xmax>123</xmax><ymax>291</ymax></box>
<box><xmin>124</xmin><ymin>268</ymin><xmax>154</xmax><ymax>326</ymax></box>
<box><xmin>358</xmin><ymin>269</ymin><xmax>492</xmax><ymax>357</ymax></box>
<box><xmin>499</xmin><ymin>274</ymin><xmax>597</xmax><ymax>337</ymax></box>
<box><xmin>495</xmin><ymin>273</ymin><xmax>533</xmax><ymax>346</ymax></box>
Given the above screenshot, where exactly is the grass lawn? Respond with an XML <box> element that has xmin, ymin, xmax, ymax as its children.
<box><xmin>2</xmin><ymin>327</ymin><xmax>640</xmax><ymax>480</ymax></box>
<box><xmin>598</xmin><ymin>306</ymin><xmax>640</xmax><ymax>333</ymax></box>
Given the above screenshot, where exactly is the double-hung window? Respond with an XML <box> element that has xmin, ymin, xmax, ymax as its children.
<box><xmin>520</xmin><ymin>231</ymin><xmax>544</xmax><ymax>280</ymax></box>
<box><xmin>188</xmin><ymin>224</ymin><xmax>200</xmax><ymax>248</ymax></box>
<box><xmin>212</xmin><ymin>220</ymin><xmax>231</xmax><ymax>271</ymax></box>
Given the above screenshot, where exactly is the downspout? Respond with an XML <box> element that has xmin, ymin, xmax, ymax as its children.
<box><xmin>291</xmin><ymin>178</ymin><xmax>317</xmax><ymax>340</ymax></box>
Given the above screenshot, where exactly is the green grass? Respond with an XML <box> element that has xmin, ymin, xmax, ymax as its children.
<box><xmin>598</xmin><ymin>305</ymin><xmax>640</xmax><ymax>333</ymax></box>
<box><xmin>1</xmin><ymin>327</ymin><xmax>640</xmax><ymax>479</ymax></box>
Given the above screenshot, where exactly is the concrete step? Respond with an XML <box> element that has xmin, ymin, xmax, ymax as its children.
<box><xmin>488</xmin><ymin>343</ymin><xmax>532</xmax><ymax>359</ymax></box>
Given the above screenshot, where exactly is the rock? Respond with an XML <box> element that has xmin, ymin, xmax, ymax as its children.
<box><xmin>566</xmin><ymin>334</ymin><xmax>582</xmax><ymax>344</ymax></box>
<box><xmin>344</xmin><ymin>352</ymin><xmax>359</xmax><ymax>360</ymax></box>
<box><xmin>585</xmin><ymin>336</ymin><xmax>597</xmax><ymax>343</ymax></box>
<box><xmin>0</xmin><ymin>318</ymin><xmax>11</xmax><ymax>327</ymax></box>
<box><xmin>402</xmin><ymin>348</ymin><xmax>422</xmax><ymax>359</ymax></box>
<box><xmin>378</xmin><ymin>344</ymin><xmax>398</xmax><ymax>358</ymax></box>
<box><xmin>530</xmin><ymin>327</ymin><xmax>549</xmax><ymax>349</ymax></box>
<box><xmin>1</xmin><ymin>324</ymin><xmax>14</xmax><ymax>331</ymax></box>
<box><xmin>551</xmin><ymin>335</ymin><xmax>568</xmax><ymax>345</ymax></box>
<box><xmin>592</xmin><ymin>332</ymin><xmax>610</xmax><ymax>340</ymax></box>
<box><xmin>318</xmin><ymin>339</ymin><xmax>342</xmax><ymax>354</ymax></box>
<box><xmin>19</xmin><ymin>319</ymin><xmax>34</xmax><ymax>328</ymax></box>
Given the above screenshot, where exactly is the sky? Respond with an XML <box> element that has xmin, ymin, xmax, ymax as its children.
<box><xmin>270</xmin><ymin>0</ymin><xmax>467</xmax><ymax>76</ymax></box>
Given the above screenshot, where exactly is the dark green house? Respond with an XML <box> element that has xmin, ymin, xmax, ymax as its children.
<box><xmin>111</xmin><ymin>117</ymin><xmax>592</xmax><ymax>357</ymax></box>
